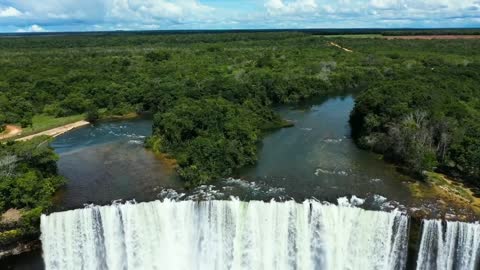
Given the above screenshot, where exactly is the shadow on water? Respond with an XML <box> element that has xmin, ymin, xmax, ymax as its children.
<box><xmin>0</xmin><ymin>250</ymin><xmax>44</xmax><ymax>270</ymax></box>
<box><xmin>234</xmin><ymin>95</ymin><xmax>414</xmax><ymax>205</ymax></box>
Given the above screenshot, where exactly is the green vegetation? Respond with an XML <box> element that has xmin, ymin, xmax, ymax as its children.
<box><xmin>0</xmin><ymin>137</ymin><xmax>65</xmax><ymax>243</ymax></box>
<box><xmin>350</xmin><ymin>54</ymin><xmax>480</xmax><ymax>183</ymax></box>
<box><xmin>147</xmin><ymin>97</ymin><xmax>271</xmax><ymax>186</ymax></box>
<box><xmin>408</xmin><ymin>172</ymin><xmax>480</xmax><ymax>216</ymax></box>
<box><xmin>323</xmin><ymin>34</ymin><xmax>382</xmax><ymax>39</ymax></box>
<box><xmin>0</xmin><ymin>32</ymin><xmax>479</xmax><ymax>188</ymax></box>
<box><xmin>0</xmin><ymin>229</ymin><xmax>22</xmax><ymax>246</ymax></box>
<box><xmin>16</xmin><ymin>114</ymin><xmax>85</xmax><ymax>138</ymax></box>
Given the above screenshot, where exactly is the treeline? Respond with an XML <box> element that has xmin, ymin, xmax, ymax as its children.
<box><xmin>145</xmin><ymin>72</ymin><xmax>358</xmax><ymax>186</ymax></box>
<box><xmin>0</xmin><ymin>32</ymin><xmax>479</xmax><ymax>186</ymax></box>
<box><xmin>350</xmin><ymin>56</ymin><xmax>480</xmax><ymax>183</ymax></box>
<box><xmin>0</xmin><ymin>32</ymin><xmax>369</xmax><ymax>185</ymax></box>
<box><xmin>0</xmin><ymin>137</ymin><xmax>64</xmax><ymax>244</ymax></box>
<box><xmin>0</xmin><ymin>31</ymin><xmax>305</xmax><ymax>50</ymax></box>
<box><xmin>381</xmin><ymin>29</ymin><xmax>480</xmax><ymax>36</ymax></box>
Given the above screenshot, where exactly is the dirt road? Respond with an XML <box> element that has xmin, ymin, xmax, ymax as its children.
<box><xmin>328</xmin><ymin>42</ymin><xmax>353</xmax><ymax>52</ymax></box>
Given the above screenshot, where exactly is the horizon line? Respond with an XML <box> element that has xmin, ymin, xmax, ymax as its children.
<box><xmin>1</xmin><ymin>27</ymin><xmax>480</xmax><ymax>36</ymax></box>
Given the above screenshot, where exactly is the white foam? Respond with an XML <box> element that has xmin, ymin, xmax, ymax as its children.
<box><xmin>41</xmin><ymin>199</ymin><xmax>409</xmax><ymax>270</ymax></box>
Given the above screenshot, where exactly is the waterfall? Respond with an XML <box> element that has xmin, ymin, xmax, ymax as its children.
<box><xmin>41</xmin><ymin>199</ymin><xmax>408</xmax><ymax>270</ymax></box>
<box><xmin>416</xmin><ymin>220</ymin><xmax>480</xmax><ymax>270</ymax></box>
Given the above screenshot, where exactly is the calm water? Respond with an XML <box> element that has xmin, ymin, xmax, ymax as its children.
<box><xmin>1</xmin><ymin>95</ymin><xmax>416</xmax><ymax>269</ymax></box>
<box><xmin>50</xmin><ymin>96</ymin><xmax>412</xmax><ymax>206</ymax></box>
<box><xmin>236</xmin><ymin>95</ymin><xmax>413</xmax><ymax>203</ymax></box>
<box><xmin>51</xmin><ymin>118</ymin><xmax>182</xmax><ymax>210</ymax></box>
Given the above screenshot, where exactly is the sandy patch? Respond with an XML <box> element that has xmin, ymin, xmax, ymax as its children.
<box><xmin>0</xmin><ymin>125</ymin><xmax>22</xmax><ymax>140</ymax></box>
<box><xmin>328</xmin><ymin>42</ymin><xmax>353</xmax><ymax>52</ymax></box>
<box><xmin>1</xmin><ymin>208</ymin><xmax>22</xmax><ymax>224</ymax></box>
<box><xmin>16</xmin><ymin>120</ymin><xmax>90</xmax><ymax>142</ymax></box>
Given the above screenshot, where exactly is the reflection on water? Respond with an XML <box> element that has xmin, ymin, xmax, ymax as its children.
<box><xmin>234</xmin><ymin>95</ymin><xmax>413</xmax><ymax>204</ymax></box>
<box><xmin>153</xmin><ymin>95</ymin><xmax>414</xmax><ymax>209</ymax></box>
<box><xmin>49</xmin><ymin>97</ymin><xmax>413</xmax><ymax>208</ymax></box>
<box><xmin>51</xmin><ymin>118</ymin><xmax>182</xmax><ymax>210</ymax></box>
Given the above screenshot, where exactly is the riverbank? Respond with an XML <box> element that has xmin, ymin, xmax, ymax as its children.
<box><xmin>0</xmin><ymin>114</ymin><xmax>86</xmax><ymax>142</ymax></box>
<box><xmin>0</xmin><ymin>240</ymin><xmax>40</xmax><ymax>260</ymax></box>
<box><xmin>99</xmin><ymin>112</ymin><xmax>141</xmax><ymax>121</ymax></box>
<box><xmin>408</xmin><ymin>172</ymin><xmax>480</xmax><ymax>220</ymax></box>
<box><xmin>0</xmin><ymin>136</ymin><xmax>66</xmax><ymax>263</ymax></box>
<box><xmin>15</xmin><ymin>121</ymin><xmax>90</xmax><ymax>142</ymax></box>
<box><xmin>0</xmin><ymin>111</ymin><xmax>145</xmax><ymax>142</ymax></box>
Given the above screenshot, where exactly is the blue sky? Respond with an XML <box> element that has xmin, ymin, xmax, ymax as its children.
<box><xmin>0</xmin><ymin>0</ymin><xmax>479</xmax><ymax>32</ymax></box>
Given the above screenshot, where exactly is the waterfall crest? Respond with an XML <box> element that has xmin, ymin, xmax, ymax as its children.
<box><xmin>416</xmin><ymin>219</ymin><xmax>480</xmax><ymax>270</ymax></box>
<box><xmin>41</xmin><ymin>199</ymin><xmax>408</xmax><ymax>270</ymax></box>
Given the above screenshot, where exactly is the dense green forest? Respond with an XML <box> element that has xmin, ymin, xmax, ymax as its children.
<box><xmin>0</xmin><ymin>32</ymin><xmax>479</xmax><ymax>187</ymax></box>
<box><xmin>350</xmin><ymin>63</ymin><xmax>480</xmax><ymax>181</ymax></box>
<box><xmin>0</xmin><ymin>137</ymin><xmax>64</xmax><ymax>244</ymax></box>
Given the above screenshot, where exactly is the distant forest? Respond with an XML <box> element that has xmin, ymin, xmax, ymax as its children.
<box><xmin>0</xmin><ymin>31</ymin><xmax>479</xmax><ymax>187</ymax></box>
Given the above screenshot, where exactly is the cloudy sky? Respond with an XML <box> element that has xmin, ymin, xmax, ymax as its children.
<box><xmin>0</xmin><ymin>0</ymin><xmax>479</xmax><ymax>32</ymax></box>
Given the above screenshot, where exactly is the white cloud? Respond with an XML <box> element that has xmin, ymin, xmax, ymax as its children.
<box><xmin>11</xmin><ymin>0</ymin><xmax>105</xmax><ymax>20</ymax></box>
<box><xmin>368</xmin><ymin>0</ymin><xmax>479</xmax><ymax>12</ymax></box>
<box><xmin>261</xmin><ymin>0</ymin><xmax>480</xmax><ymax>27</ymax></box>
<box><xmin>107</xmin><ymin>0</ymin><xmax>214</xmax><ymax>22</ymax></box>
<box><xmin>16</xmin><ymin>24</ymin><xmax>46</xmax><ymax>32</ymax></box>
<box><xmin>2</xmin><ymin>0</ymin><xmax>215</xmax><ymax>30</ymax></box>
<box><xmin>0</xmin><ymin>0</ymin><xmax>479</xmax><ymax>31</ymax></box>
<box><xmin>370</xmin><ymin>0</ymin><xmax>402</xmax><ymax>10</ymax></box>
<box><xmin>0</xmin><ymin>6</ymin><xmax>22</xmax><ymax>17</ymax></box>
<box><xmin>265</xmin><ymin>0</ymin><xmax>317</xmax><ymax>15</ymax></box>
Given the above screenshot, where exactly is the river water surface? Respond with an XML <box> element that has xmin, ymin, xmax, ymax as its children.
<box><xmin>51</xmin><ymin>118</ymin><xmax>182</xmax><ymax>210</ymax></box>
<box><xmin>49</xmin><ymin>95</ymin><xmax>415</xmax><ymax>209</ymax></box>
<box><xmin>237</xmin><ymin>95</ymin><xmax>413</xmax><ymax>204</ymax></box>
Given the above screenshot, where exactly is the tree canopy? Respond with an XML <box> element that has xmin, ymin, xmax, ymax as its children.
<box><xmin>0</xmin><ymin>32</ymin><xmax>479</xmax><ymax>186</ymax></box>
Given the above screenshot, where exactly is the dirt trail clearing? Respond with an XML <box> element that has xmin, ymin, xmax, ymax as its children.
<box><xmin>328</xmin><ymin>42</ymin><xmax>353</xmax><ymax>52</ymax></box>
<box><xmin>15</xmin><ymin>120</ymin><xmax>90</xmax><ymax>142</ymax></box>
<box><xmin>0</xmin><ymin>125</ymin><xmax>22</xmax><ymax>140</ymax></box>
<box><xmin>1</xmin><ymin>209</ymin><xmax>22</xmax><ymax>224</ymax></box>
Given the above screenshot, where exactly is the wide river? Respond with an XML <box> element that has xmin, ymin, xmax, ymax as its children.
<box><xmin>2</xmin><ymin>95</ymin><xmax>419</xmax><ymax>269</ymax></box>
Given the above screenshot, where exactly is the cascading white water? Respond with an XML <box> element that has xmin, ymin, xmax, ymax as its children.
<box><xmin>41</xmin><ymin>199</ymin><xmax>408</xmax><ymax>270</ymax></box>
<box><xmin>416</xmin><ymin>220</ymin><xmax>480</xmax><ymax>270</ymax></box>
